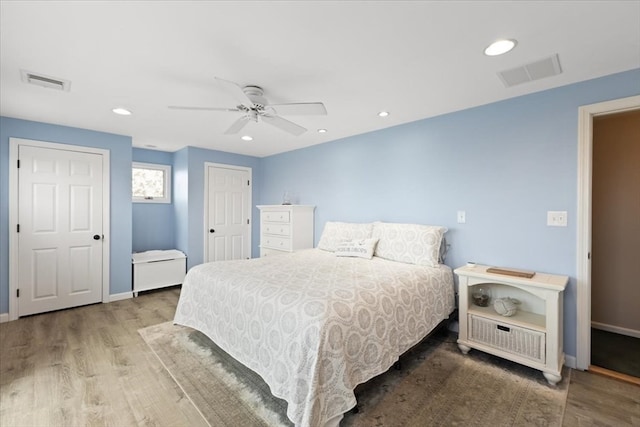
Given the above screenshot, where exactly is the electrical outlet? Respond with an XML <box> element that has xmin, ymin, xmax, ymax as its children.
<box><xmin>547</xmin><ymin>211</ymin><xmax>568</xmax><ymax>227</ymax></box>
<box><xmin>457</xmin><ymin>211</ymin><xmax>466</xmax><ymax>224</ymax></box>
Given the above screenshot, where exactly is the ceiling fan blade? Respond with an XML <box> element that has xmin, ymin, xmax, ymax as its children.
<box><xmin>168</xmin><ymin>105</ymin><xmax>238</xmax><ymax>112</ymax></box>
<box><xmin>261</xmin><ymin>115</ymin><xmax>307</xmax><ymax>136</ymax></box>
<box><xmin>215</xmin><ymin>77</ymin><xmax>255</xmax><ymax>108</ymax></box>
<box><xmin>224</xmin><ymin>116</ymin><xmax>251</xmax><ymax>135</ymax></box>
<box><xmin>269</xmin><ymin>102</ymin><xmax>327</xmax><ymax>116</ymax></box>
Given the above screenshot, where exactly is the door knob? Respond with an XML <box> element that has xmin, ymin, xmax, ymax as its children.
<box><xmin>209</xmin><ymin>229</ymin><xmax>215</xmax><ymax>233</ymax></box>
<box><xmin>93</xmin><ymin>234</ymin><xmax>101</xmax><ymax>240</ymax></box>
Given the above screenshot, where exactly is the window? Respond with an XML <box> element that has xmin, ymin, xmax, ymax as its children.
<box><xmin>132</xmin><ymin>162</ymin><xmax>171</xmax><ymax>203</ymax></box>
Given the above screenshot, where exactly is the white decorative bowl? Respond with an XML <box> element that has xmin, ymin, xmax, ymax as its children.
<box><xmin>493</xmin><ymin>297</ymin><xmax>520</xmax><ymax>317</ymax></box>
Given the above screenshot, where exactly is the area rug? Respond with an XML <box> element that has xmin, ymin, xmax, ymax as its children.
<box><xmin>139</xmin><ymin>322</ymin><xmax>569</xmax><ymax>426</ymax></box>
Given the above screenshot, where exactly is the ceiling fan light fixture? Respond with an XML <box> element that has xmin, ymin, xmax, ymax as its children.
<box><xmin>484</xmin><ymin>39</ymin><xmax>517</xmax><ymax>56</ymax></box>
<box><xmin>241</xmin><ymin>135</ymin><xmax>253</xmax><ymax>141</ymax></box>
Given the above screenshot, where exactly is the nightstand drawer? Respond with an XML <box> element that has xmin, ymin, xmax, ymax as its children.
<box><xmin>262</xmin><ymin>211</ymin><xmax>290</xmax><ymax>223</ymax></box>
<box><xmin>468</xmin><ymin>314</ymin><xmax>546</xmax><ymax>363</ymax></box>
<box><xmin>262</xmin><ymin>236</ymin><xmax>292</xmax><ymax>251</ymax></box>
<box><xmin>263</xmin><ymin>223</ymin><xmax>291</xmax><ymax>236</ymax></box>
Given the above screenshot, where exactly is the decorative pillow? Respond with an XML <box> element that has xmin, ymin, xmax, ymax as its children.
<box><xmin>335</xmin><ymin>238</ymin><xmax>379</xmax><ymax>259</ymax></box>
<box><xmin>372</xmin><ymin>222</ymin><xmax>447</xmax><ymax>267</ymax></box>
<box><xmin>317</xmin><ymin>222</ymin><xmax>374</xmax><ymax>252</ymax></box>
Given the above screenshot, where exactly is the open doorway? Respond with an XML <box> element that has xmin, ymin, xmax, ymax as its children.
<box><xmin>576</xmin><ymin>95</ymin><xmax>640</xmax><ymax>384</ymax></box>
<box><xmin>590</xmin><ymin>110</ymin><xmax>640</xmax><ymax>380</ymax></box>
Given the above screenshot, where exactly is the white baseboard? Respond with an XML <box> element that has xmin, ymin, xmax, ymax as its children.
<box><xmin>0</xmin><ymin>294</ymin><xmax>133</xmax><ymax>321</ymax></box>
<box><xmin>564</xmin><ymin>354</ymin><xmax>577</xmax><ymax>369</ymax></box>
<box><xmin>592</xmin><ymin>321</ymin><xmax>640</xmax><ymax>339</ymax></box>
<box><xmin>108</xmin><ymin>291</ymin><xmax>133</xmax><ymax>302</ymax></box>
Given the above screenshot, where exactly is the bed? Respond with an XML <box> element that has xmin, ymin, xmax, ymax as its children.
<box><xmin>174</xmin><ymin>221</ymin><xmax>455</xmax><ymax>427</ymax></box>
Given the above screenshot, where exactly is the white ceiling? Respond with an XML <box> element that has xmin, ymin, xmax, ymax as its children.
<box><xmin>1</xmin><ymin>1</ymin><xmax>639</xmax><ymax>157</ymax></box>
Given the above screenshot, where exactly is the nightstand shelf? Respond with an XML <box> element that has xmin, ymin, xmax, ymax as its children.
<box><xmin>455</xmin><ymin>264</ymin><xmax>568</xmax><ymax>385</ymax></box>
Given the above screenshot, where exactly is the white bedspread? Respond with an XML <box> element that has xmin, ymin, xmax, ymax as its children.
<box><xmin>174</xmin><ymin>249</ymin><xmax>455</xmax><ymax>427</ymax></box>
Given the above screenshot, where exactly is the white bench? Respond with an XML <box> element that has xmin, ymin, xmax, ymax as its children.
<box><xmin>132</xmin><ymin>250</ymin><xmax>186</xmax><ymax>297</ymax></box>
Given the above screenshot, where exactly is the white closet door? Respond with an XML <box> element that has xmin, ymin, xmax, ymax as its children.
<box><xmin>205</xmin><ymin>164</ymin><xmax>250</xmax><ymax>262</ymax></box>
<box><xmin>18</xmin><ymin>145</ymin><xmax>104</xmax><ymax>316</ymax></box>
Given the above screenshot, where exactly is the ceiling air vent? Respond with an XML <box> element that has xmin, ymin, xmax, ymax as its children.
<box><xmin>498</xmin><ymin>54</ymin><xmax>562</xmax><ymax>88</ymax></box>
<box><xmin>21</xmin><ymin>70</ymin><xmax>71</xmax><ymax>91</ymax></box>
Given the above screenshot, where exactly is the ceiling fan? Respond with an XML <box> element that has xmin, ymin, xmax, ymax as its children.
<box><xmin>169</xmin><ymin>77</ymin><xmax>327</xmax><ymax>136</ymax></box>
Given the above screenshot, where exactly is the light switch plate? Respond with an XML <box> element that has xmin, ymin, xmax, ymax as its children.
<box><xmin>457</xmin><ymin>210</ymin><xmax>466</xmax><ymax>224</ymax></box>
<box><xmin>547</xmin><ymin>211</ymin><xmax>567</xmax><ymax>227</ymax></box>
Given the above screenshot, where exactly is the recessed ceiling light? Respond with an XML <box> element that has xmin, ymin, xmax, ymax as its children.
<box><xmin>484</xmin><ymin>39</ymin><xmax>517</xmax><ymax>56</ymax></box>
<box><xmin>112</xmin><ymin>107</ymin><xmax>132</xmax><ymax>115</ymax></box>
<box><xmin>144</xmin><ymin>144</ymin><xmax>157</xmax><ymax>148</ymax></box>
<box><xmin>378</xmin><ymin>111</ymin><xmax>390</xmax><ymax>117</ymax></box>
<box><xmin>317</xmin><ymin>128</ymin><xmax>327</xmax><ymax>133</ymax></box>
<box><xmin>241</xmin><ymin>135</ymin><xmax>253</xmax><ymax>141</ymax></box>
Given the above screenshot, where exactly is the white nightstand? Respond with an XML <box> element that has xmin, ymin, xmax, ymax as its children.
<box><xmin>454</xmin><ymin>264</ymin><xmax>568</xmax><ymax>385</ymax></box>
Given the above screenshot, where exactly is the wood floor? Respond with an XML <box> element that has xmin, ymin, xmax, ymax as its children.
<box><xmin>1</xmin><ymin>287</ymin><xmax>638</xmax><ymax>427</ymax></box>
<box><xmin>0</xmin><ymin>288</ymin><xmax>207</xmax><ymax>427</ymax></box>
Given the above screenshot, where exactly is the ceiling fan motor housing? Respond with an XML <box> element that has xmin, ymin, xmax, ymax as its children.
<box><xmin>243</xmin><ymin>86</ymin><xmax>267</xmax><ymax>109</ymax></box>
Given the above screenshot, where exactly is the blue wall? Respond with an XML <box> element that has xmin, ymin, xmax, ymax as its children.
<box><xmin>132</xmin><ymin>148</ymin><xmax>176</xmax><ymax>252</ymax></box>
<box><xmin>0</xmin><ymin>117</ymin><xmax>133</xmax><ymax>313</ymax></box>
<box><xmin>173</xmin><ymin>147</ymin><xmax>190</xmax><ymax>262</ymax></box>
<box><xmin>173</xmin><ymin>146</ymin><xmax>262</xmax><ymax>269</ymax></box>
<box><xmin>1</xmin><ymin>69</ymin><xmax>638</xmax><ymax>360</ymax></box>
<box><xmin>259</xmin><ymin>69</ymin><xmax>640</xmax><ymax>359</ymax></box>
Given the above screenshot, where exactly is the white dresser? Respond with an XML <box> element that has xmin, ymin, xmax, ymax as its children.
<box><xmin>257</xmin><ymin>205</ymin><xmax>315</xmax><ymax>257</ymax></box>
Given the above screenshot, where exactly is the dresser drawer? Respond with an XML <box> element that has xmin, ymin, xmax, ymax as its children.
<box><xmin>260</xmin><ymin>247</ymin><xmax>288</xmax><ymax>257</ymax></box>
<box><xmin>261</xmin><ymin>236</ymin><xmax>292</xmax><ymax>251</ymax></box>
<box><xmin>262</xmin><ymin>211</ymin><xmax>291</xmax><ymax>223</ymax></box>
<box><xmin>263</xmin><ymin>223</ymin><xmax>291</xmax><ymax>236</ymax></box>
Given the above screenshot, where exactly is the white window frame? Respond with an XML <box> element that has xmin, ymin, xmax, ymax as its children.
<box><xmin>132</xmin><ymin>162</ymin><xmax>172</xmax><ymax>204</ymax></box>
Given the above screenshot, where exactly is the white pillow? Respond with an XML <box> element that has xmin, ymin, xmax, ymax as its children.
<box><xmin>317</xmin><ymin>222</ymin><xmax>374</xmax><ymax>252</ymax></box>
<box><xmin>335</xmin><ymin>238</ymin><xmax>379</xmax><ymax>259</ymax></box>
<box><xmin>372</xmin><ymin>222</ymin><xmax>447</xmax><ymax>267</ymax></box>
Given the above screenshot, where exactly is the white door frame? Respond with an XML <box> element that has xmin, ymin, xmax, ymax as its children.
<box><xmin>576</xmin><ymin>95</ymin><xmax>640</xmax><ymax>370</ymax></box>
<box><xmin>9</xmin><ymin>138</ymin><xmax>111</xmax><ymax>321</ymax></box>
<box><xmin>203</xmin><ymin>162</ymin><xmax>252</xmax><ymax>263</ymax></box>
